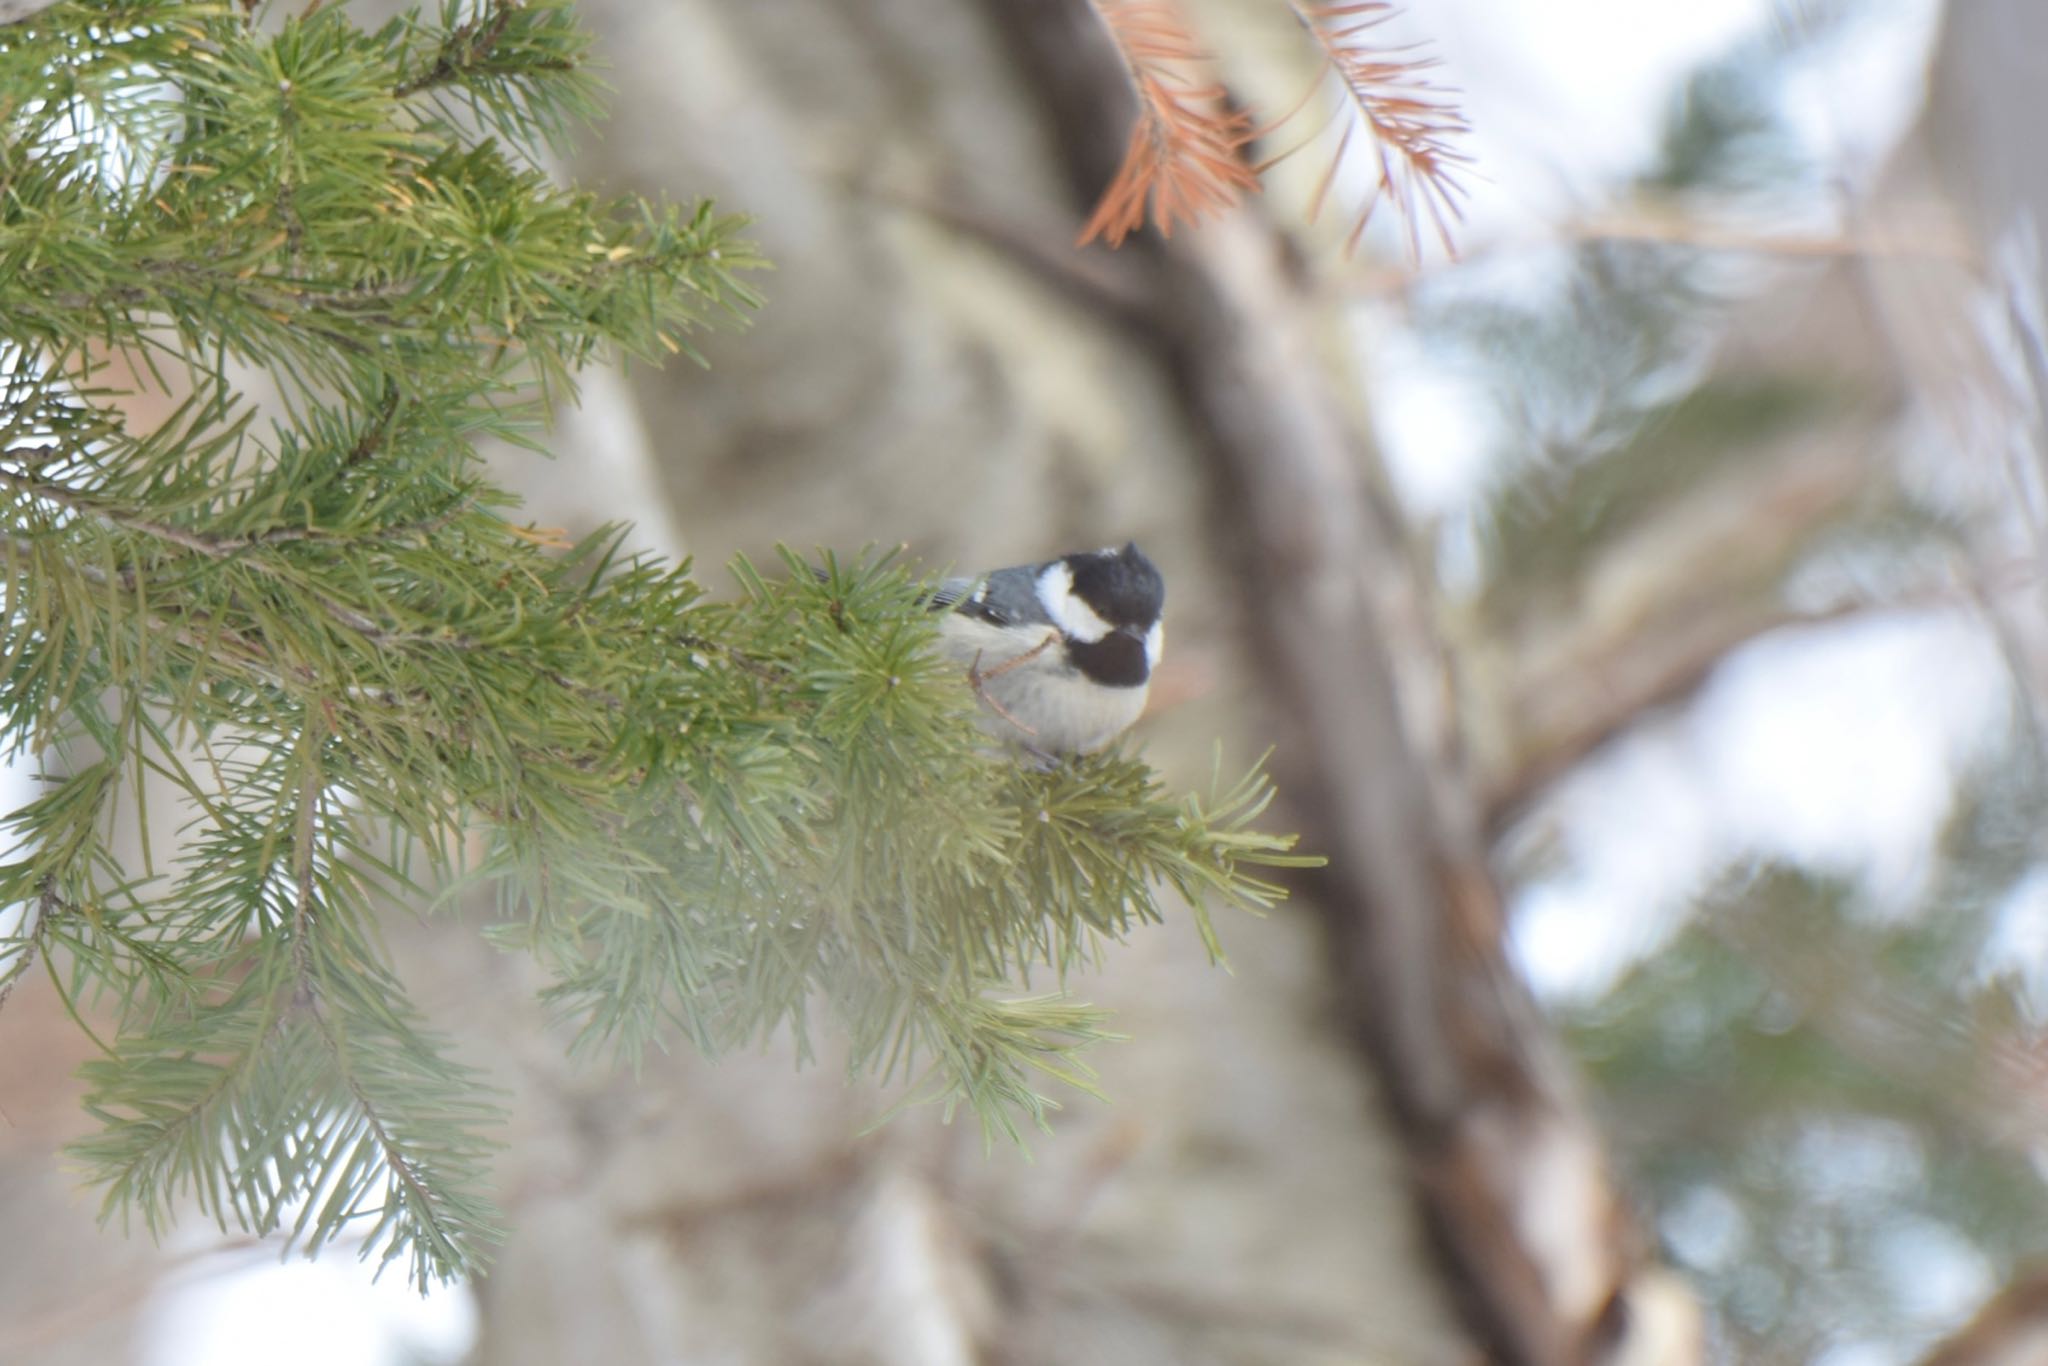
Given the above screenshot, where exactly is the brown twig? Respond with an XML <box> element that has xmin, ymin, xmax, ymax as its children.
<box><xmin>1479</xmin><ymin>427</ymin><xmax>1879</xmax><ymax>832</ymax></box>
<box><xmin>1569</xmin><ymin>209</ymin><xmax>1975</xmax><ymax>263</ymax></box>
<box><xmin>344</xmin><ymin>380</ymin><xmax>403</xmax><ymax>468</ymax></box>
<box><xmin>288</xmin><ymin>722</ymin><xmax>324</xmax><ymax>1000</ymax></box>
<box><xmin>1922</xmin><ymin>1269</ymin><xmax>2048</xmax><ymax>1366</ymax></box>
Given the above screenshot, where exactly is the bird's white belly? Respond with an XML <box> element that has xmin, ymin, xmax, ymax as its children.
<box><xmin>934</xmin><ymin>619</ymin><xmax>1148</xmax><ymax>753</ymax></box>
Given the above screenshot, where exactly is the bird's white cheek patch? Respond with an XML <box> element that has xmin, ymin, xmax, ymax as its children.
<box><xmin>1036</xmin><ymin>563</ymin><xmax>1113</xmax><ymax>643</ymax></box>
<box><xmin>1144</xmin><ymin>621</ymin><xmax>1163</xmax><ymax>669</ymax></box>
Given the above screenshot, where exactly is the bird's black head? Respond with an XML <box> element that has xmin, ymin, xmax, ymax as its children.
<box><xmin>1065</xmin><ymin>542</ymin><xmax>1164</xmax><ymax>629</ymax></box>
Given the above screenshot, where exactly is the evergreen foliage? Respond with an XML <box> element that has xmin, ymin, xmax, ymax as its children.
<box><xmin>1456</xmin><ymin>14</ymin><xmax>2047</xmax><ymax>1355</ymax></box>
<box><xmin>0</xmin><ymin>0</ymin><xmax>1311</xmax><ymax>1287</ymax></box>
<box><xmin>1572</xmin><ymin>848</ymin><xmax>2048</xmax><ymax>1361</ymax></box>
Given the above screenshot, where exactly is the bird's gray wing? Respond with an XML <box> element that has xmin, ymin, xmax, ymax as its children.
<box><xmin>923</xmin><ymin>574</ymin><xmax>979</xmax><ymax>610</ymax></box>
<box><xmin>927</xmin><ymin>565</ymin><xmax>1049</xmax><ymax>626</ymax></box>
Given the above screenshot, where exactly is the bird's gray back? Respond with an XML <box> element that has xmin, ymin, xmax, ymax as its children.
<box><xmin>931</xmin><ymin>564</ymin><xmax>1051</xmax><ymax>627</ymax></box>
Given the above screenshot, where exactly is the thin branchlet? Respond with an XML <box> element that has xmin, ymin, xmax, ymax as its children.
<box><xmin>394</xmin><ymin>1</ymin><xmax>570</xmax><ymax>100</ymax></box>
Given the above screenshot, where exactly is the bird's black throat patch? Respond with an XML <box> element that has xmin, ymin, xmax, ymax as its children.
<box><xmin>1067</xmin><ymin>630</ymin><xmax>1150</xmax><ymax>688</ymax></box>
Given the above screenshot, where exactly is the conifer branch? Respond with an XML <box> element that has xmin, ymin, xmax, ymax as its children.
<box><xmin>2</xmin><ymin>467</ymin><xmax>471</xmax><ymax>649</ymax></box>
<box><xmin>0</xmin><ymin>530</ymin><xmax>313</xmax><ymax>700</ymax></box>
<box><xmin>390</xmin><ymin>0</ymin><xmax>595</xmax><ymax>150</ymax></box>
<box><xmin>394</xmin><ymin>1</ymin><xmax>574</xmax><ymax>100</ymax></box>
<box><xmin>1</xmin><ymin>465</ymin><xmax>327</xmax><ymax>558</ymax></box>
<box><xmin>1077</xmin><ymin>0</ymin><xmax>1260</xmax><ymax>247</ymax></box>
<box><xmin>1281</xmin><ymin>2</ymin><xmax>1471</xmax><ymax>257</ymax></box>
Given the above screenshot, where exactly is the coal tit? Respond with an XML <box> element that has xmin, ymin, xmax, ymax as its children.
<box><xmin>928</xmin><ymin>542</ymin><xmax>1164</xmax><ymax>755</ymax></box>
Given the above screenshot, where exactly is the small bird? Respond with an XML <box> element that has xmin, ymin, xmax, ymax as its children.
<box><xmin>928</xmin><ymin>542</ymin><xmax>1164</xmax><ymax>756</ymax></box>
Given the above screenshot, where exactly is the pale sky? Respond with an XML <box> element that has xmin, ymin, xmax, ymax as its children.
<box><xmin>1509</xmin><ymin>612</ymin><xmax>2011</xmax><ymax>999</ymax></box>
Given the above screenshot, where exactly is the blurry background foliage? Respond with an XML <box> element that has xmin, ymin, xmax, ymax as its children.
<box><xmin>0</xmin><ymin>0</ymin><xmax>1307</xmax><ymax>1290</ymax></box>
<box><xmin>1426</xmin><ymin>4</ymin><xmax>2048</xmax><ymax>1360</ymax></box>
